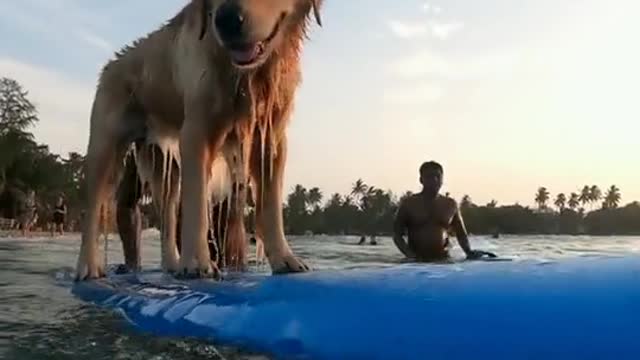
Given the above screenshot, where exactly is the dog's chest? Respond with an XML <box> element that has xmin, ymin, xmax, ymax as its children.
<box><xmin>225</xmin><ymin>66</ymin><xmax>293</xmax><ymax>125</ymax></box>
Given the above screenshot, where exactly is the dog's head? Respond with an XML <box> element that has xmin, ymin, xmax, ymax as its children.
<box><xmin>197</xmin><ymin>0</ymin><xmax>323</xmax><ymax>69</ymax></box>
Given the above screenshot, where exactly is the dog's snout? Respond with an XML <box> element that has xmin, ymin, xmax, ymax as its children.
<box><xmin>215</xmin><ymin>2</ymin><xmax>246</xmax><ymax>41</ymax></box>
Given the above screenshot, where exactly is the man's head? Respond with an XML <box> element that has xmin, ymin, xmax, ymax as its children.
<box><xmin>419</xmin><ymin>161</ymin><xmax>443</xmax><ymax>195</ymax></box>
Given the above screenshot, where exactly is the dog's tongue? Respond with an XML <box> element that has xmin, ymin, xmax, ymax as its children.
<box><xmin>230</xmin><ymin>45</ymin><xmax>259</xmax><ymax>64</ymax></box>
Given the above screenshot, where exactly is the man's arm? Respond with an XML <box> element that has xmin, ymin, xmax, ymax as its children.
<box><xmin>393</xmin><ymin>200</ymin><xmax>415</xmax><ymax>258</ymax></box>
<box><xmin>451</xmin><ymin>204</ymin><xmax>473</xmax><ymax>256</ymax></box>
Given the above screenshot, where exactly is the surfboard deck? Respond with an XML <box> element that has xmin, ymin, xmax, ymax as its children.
<box><xmin>72</xmin><ymin>255</ymin><xmax>640</xmax><ymax>360</ymax></box>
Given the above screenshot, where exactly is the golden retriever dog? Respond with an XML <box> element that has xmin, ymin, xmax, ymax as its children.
<box><xmin>75</xmin><ymin>0</ymin><xmax>322</xmax><ymax>280</ymax></box>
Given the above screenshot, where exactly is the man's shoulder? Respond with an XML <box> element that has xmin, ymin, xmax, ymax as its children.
<box><xmin>401</xmin><ymin>193</ymin><xmax>421</xmax><ymax>205</ymax></box>
<box><xmin>438</xmin><ymin>194</ymin><xmax>458</xmax><ymax>208</ymax></box>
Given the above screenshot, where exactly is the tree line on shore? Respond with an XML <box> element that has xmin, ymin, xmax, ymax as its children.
<box><xmin>1</xmin><ymin>76</ymin><xmax>639</xmax><ymax>236</ymax></box>
<box><xmin>0</xmin><ymin>77</ymin><xmax>86</xmax><ymax>229</ymax></box>
<box><xmin>280</xmin><ymin>182</ymin><xmax>640</xmax><ymax>236</ymax></box>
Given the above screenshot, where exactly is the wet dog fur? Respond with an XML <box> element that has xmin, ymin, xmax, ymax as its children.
<box><xmin>114</xmin><ymin>147</ymin><xmax>246</xmax><ymax>273</ymax></box>
<box><xmin>75</xmin><ymin>0</ymin><xmax>322</xmax><ymax>280</ymax></box>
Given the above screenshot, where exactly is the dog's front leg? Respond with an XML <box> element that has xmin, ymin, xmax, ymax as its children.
<box><xmin>250</xmin><ymin>133</ymin><xmax>309</xmax><ymax>274</ymax></box>
<box><xmin>178</xmin><ymin>117</ymin><xmax>223</xmax><ymax>279</ymax></box>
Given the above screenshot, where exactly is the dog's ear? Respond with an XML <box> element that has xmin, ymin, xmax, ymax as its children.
<box><xmin>197</xmin><ymin>0</ymin><xmax>211</xmax><ymax>40</ymax></box>
<box><xmin>311</xmin><ymin>0</ymin><xmax>322</xmax><ymax>27</ymax></box>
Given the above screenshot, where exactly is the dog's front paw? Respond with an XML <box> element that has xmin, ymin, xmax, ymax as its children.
<box><xmin>75</xmin><ymin>255</ymin><xmax>105</xmax><ymax>281</ymax></box>
<box><xmin>114</xmin><ymin>264</ymin><xmax>135</xmax><ymax>275</ymax></box>
<box><xmin>176</xmin><ymin>258</ymin><xmax>222</xmax><ymax>280</ymax></box>
<box><xmin>270</xmin><ymin>252</ymin><xmax>310</xmax><ymax>275</ymax></box>
<box><xmin>162</xmin><ymin>252</ymin><xmax>181</xmax><ymax>274</ymax></box>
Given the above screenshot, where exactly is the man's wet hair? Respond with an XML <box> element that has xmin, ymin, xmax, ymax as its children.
<box><xmin>420</xmin><ymin>161</ymin><xmax>443</xmax><ymax>175</ymax></box>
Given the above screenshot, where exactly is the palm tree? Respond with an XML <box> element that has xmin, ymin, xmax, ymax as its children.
<box><xmin>399</xmin><ymin>191</ymin><xmax>413</xmax><ymax>204</ymax></box>
<box><xmin>579</xmin><ymin>186</ymin><xmax>590</xmax><ymax>210</ymax></box>
<box><xmin>360</xmin><ymin>186</ymin><xmax>379</xmax><ymax>211</ymax></box>
<box><xmin>568</xmin><ymin>192</ymin><xmax>580</xmax><ymax>211</ymax></box>
<box><xmin>554</xmin><ymin>193</ymin><xmax>566</xmax><ymax>212</ymax></box>
<box><xmin>589</xmin><ymin>185</ymin><xmax>602</xmax><ymax>211</ymax></box>
<box><xmin>350</xmin><ymin>178</ymin><xmax>368</xmax><ymax>207</ymax></box>
<box><xmin>307</xmin><ymin>187</ymin><xmax>323</xmax><ymax>210</ymax></box>
<box><xmin>327</xmin><ymin>193</ymin><xmax>342</xmax><ymax>207</ymax></box>
<box><xmin>603</xmin><ymin>185</ymin><xmax>621</xmax><ymax>209</ymax></box>
<box><xmin>342</xmin><ymin>195</ymin><xmax>354</xmax><ymax>207</ymax></box>
<box><xmin>287</xmin><ymin>184</ymin><xmax>308</xmax><ymax>214</ymax></box>
<box><xmin>460</xmin><ymin>195</ymin><xmax>473</xmax><ymax>209</ymax></box>
<box><xmin>534</xmin><ymin>187</ymin><xmax>550</xmax><ymax>210</ymax></box>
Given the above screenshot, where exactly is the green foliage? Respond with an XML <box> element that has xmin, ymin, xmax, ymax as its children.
<box><xmin>0</xmin><ymin>77</ymin><xmax>38</xmax><ymax>135</ymax></box>
<box><xmin>554</xmin><ymin>193</ymin><xmax>566</xmax><ymax>211</ymax></box>
<box><xmin>603</xmin><ymin>185</ymin><xmax>621</xmax><ymax>209</ymax></box>
<box><xmin>534</xmin><ymin>187</ymin><xmax>550</xmax><ymax>210</ymax></box>
<box><xmin>0</xmin><ymin>77</ymin><xmax>85</xmax><ymax>224</ymax></box>
<box><xmin>284</xmin><ymin>182</ymin><xmax>640</xmax><ymax>236</ymax></box>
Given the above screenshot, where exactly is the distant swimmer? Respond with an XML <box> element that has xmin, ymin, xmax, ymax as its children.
<box><xmin>393</xmin><ymin>161</ymin><xmax>496</xmax><ymax>262</ymax></box>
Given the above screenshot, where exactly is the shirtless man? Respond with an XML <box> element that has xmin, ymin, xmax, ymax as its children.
<box><xmin>393</xmin><ymin>161</ymin><xmax>495</xmax><ymax>262</ymax></box>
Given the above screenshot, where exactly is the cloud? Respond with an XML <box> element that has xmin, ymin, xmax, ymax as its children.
<box><xmin>0</xmin><ymin>57</ymin><xmax>94</xmax><ymax>155</ymax></box>
<box><xmin>387</xmin><ymin>20</ymin><xmax>429</xmax><ymax>39</ymax></box>
<box><xmin>387</xmin><ymin>48</ymin><xmax>521</xmax><ymax>81</ymax></box>
<box><xmin>0</xmin><ymin>1</ymin><xmax>112</xmax><ymax>54</ymax></box>
<box><xmin>387</xmin><ymin>2</ymin><xmax>463</xmax><ymax>41</ymax></box>
<box><xmin>384</xmin><ymin>47</ymin><xmax>522</xmax><ymax>106</ymax></box>
<box><xmin>387</xmin><ymin>49</ymin><xmax>453</xmax><ymax>78</ymax></box>
<box><xmin>75</xmin><ymin>29</ymin><xmax>113</xmax><ymax>54</ymax></box>
<box><xmin>383</xmin><ymin>83</ymin><xmax>444</xmax><ymax>105</ymax></box>
<box><xmin>430</xmin><ymin>21</ymin><xmax>464</xmax><ymax>39</ymax></box>
<box><xmin>421</xmin><ymin>3</ymin><xmax>442</xmax><ymax>15</ymax></box>
<box><xmin>388</xmin><ymin>19</ymin><xmax>463</xmax><ymax>40</ymax></box>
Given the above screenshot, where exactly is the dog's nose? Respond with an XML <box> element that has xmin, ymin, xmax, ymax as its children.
<box><xmin>215</xmin><ymin>1</ymin><xmax>246</xmax><ymax>42</ymax></box>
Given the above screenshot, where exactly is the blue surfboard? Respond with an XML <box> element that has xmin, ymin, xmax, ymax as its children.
<box><xmin>72</xmin><ymin>255</ymin><xmax>640</xmax><ymax>360</ymax></box>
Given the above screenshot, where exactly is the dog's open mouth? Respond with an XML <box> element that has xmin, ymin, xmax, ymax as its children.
<box><xmin>229</xmin><ymin>43</ymin><xmax>266</xmax><ymax>66</ymax></box>
<box><xmin>227</xmin><ymin>13</ymin><xmax>286</xmax><ymax>67</ymax></box>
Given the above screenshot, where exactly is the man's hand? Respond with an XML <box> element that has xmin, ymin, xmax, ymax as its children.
<box><xmin>393</xmin><ymin>199</ymin><xmax>414</xmax><ymax>258</ymax></box>
<box><xmin>466</xmin><ymin>250</ymin><xmax>497</xmax><ymax>260</ymax></box>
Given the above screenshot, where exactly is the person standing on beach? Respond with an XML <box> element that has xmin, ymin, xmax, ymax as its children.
<box><xmin>18</xmin><ymin>189</ymin><xmax>38</xmax><ymax>237</ymax></box>
<box><xmin>51</xmin><ymin>195</ymin><xmax>67</xmax><ymax>236</ymax></box>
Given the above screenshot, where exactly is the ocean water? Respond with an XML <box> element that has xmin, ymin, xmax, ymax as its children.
<box><xmin>1</xmin><ymin>231</ymin><xmax>640</xmax><ymax>359</ymax></box>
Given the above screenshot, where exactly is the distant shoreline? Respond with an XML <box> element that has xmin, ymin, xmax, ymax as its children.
<box><xmin>0</xmin><ymin>230</ymin><xmax>81</xmax><ymax>238</ymax></box>
<box><xmin>2</xmin><ymin>230</ymin><xmax>640</xmax><ymax>240</ymax></box>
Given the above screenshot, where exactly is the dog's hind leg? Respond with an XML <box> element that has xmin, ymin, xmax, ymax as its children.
<box><xmin>249</xmin><ymin>131</ymin><xmax>309</xmax><ymax>274</ymax></box>
<box><xmin>224</xmin><ymin>181</ymin><xmax>248</xmax><ymax>271</ymax></box>
<box><xmin>220</xmin><ymin>138</ymin><xmax>249</xmax><ymax>271</ymax></box>
<box><xmin>136</xmin><ymin>143</ymin><xmax>181</xmax><ymax>273</ymax></box>
<box><xmin>161</xmin><ymin>155</ymin><xmax>181</xmax><ymax>273</ymax></box>
<box><xmin>76</xmin><ymin>89</ymin><xmax>135</xmax><ymax>281</ymax></box>
<box><xmin>115</xmin><ymin>149</ymin><xmax>143</xmax><ymax>273</ymax></box>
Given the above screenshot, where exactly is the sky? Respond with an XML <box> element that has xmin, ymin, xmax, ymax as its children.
<box><xmin>1</xmin><ymin>0</ymin><xmax>638</xmax><ymax>206</ymax></box>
